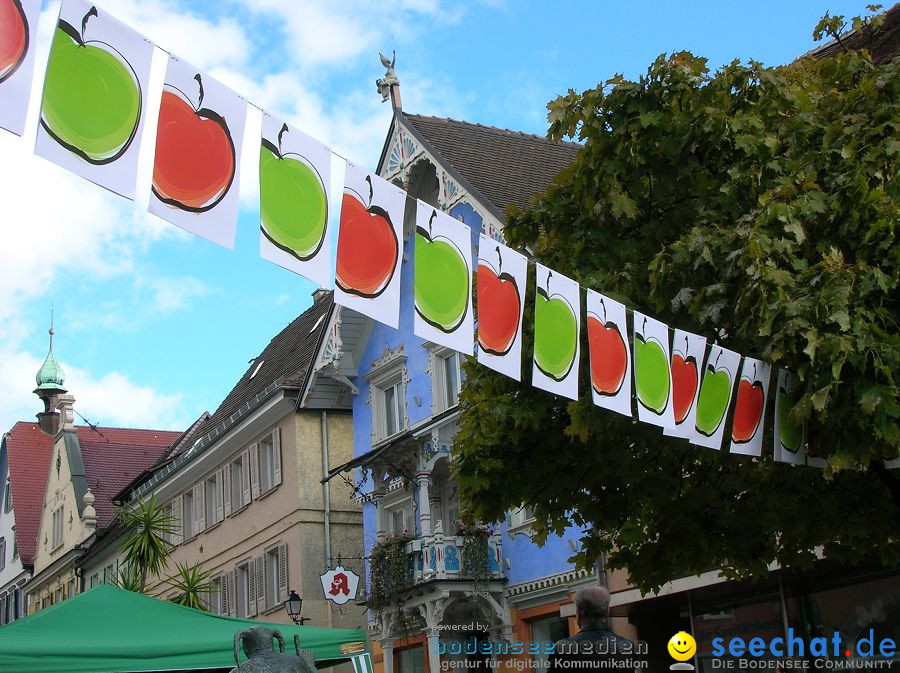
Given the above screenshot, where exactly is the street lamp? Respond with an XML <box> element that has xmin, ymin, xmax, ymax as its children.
<box><xmin>284</xmin><ymin>590</ymin><xmax>309</xmax><ymax>625</ymax></box>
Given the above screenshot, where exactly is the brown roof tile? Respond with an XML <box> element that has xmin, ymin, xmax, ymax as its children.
<box><xmin>401</xmin><ymin>113</ymin><xmax>581</xmax><ymax>219</ymax></box>
<box><xmin>808</xmin><ymin>3</ymin><xmax>900</xmax><ymax>65</ymax></box>
<box><xmin>5</xmin><ymin>422</ymin><xmax>177</xmax><ymax>566</ymax></box>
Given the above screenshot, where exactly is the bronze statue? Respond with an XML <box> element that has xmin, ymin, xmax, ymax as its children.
<box><xmin>376</xmin><ymin>51</ymin><xmax>398</xmax><ymax>102</ymax></box>
<box><xmin>230</xmin><ymin>627</ymin><xmax>318</xmax><ymax>673</ymax></box>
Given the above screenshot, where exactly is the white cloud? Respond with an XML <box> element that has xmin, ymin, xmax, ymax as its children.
<box><xmin>0</xmin><ymin>347</ymin><xmax>186</xmax><ymax>431</ymax></box>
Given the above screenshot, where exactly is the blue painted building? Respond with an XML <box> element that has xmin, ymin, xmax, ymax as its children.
<box><xmin>325</xmin><ymin>79</ymin><xmax>598</xmax><ymax>673</ymax></box>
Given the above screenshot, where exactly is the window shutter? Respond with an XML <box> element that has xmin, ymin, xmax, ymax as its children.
<box><xmin>223</xmin><ymin>463</ymin><xmax>232</xmax><ymax>517</ymax></box>
<box><xmin>277</xmin><ymin>543</ymin><xmax>288</xmax><ymax>603</ymax></box>
<box><xmin>248</xmin><ymin>563</ymin><xmax>258</xmax><ymax>617</ymax></box>
<box><xmin>172</xmin><ymin>495</ymin><xmax>183</xmax><ymax>544</ymax></box>
<box><xmin>193</xmin><ymin>483</ymin><xmax>205</xmax><ymax>534</ymax></box>
<box><xmin>225</xmin><ymin>570</ymin><xmax>235</xmax><ymax>616</ymax></box>
<box><xmin>241</xmin><ymin>450</ymin><xmax>252</xmax><ymax>505</ymax></box>
<box><xmin>215</xmin><ymin>469</ymin><xmax>225</xmax><ymax>524</ymax></box>
<box><xmin>273</xmin><ymin>428</ymin><xmax>282</xmax><ymax>487</ymax></box>
<box><xmin>250</xmin><ymin>443</ymin><xmax>260</xmax><ymax>499</ymax></box>
<box><xmin>256</xmin><ymin>556</ymin><xmax>266</xmax><ymax>612</ymax></box>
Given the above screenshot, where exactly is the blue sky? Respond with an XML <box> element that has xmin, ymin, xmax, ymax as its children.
<box><xmin>0</xmin><ymin>0</ymin><xmax>866</xmax><ymax>433</ymax></box>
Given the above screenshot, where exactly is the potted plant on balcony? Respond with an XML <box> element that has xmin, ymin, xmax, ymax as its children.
<box><xmin>457</xmin><ymin>521</ymin><xmax>492</xmax><ymax>581</ymax></box>
<box><xmin>368</xmin><ymin>532</ymin><xmax>415</xmax><ymax>616</ymax></box>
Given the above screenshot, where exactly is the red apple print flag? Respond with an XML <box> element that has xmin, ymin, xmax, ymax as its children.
<box><xmin>664</xmin><ymin>329</ymin><xmax>707</xmax><ymax>439</ymax></box>
<box><xmin>586</xmin><ymin>290</ymin><xmax>631</xmax><ymax>417</ymax></box>
<box><xmin>689</xmin><ymin>344</ymin><xmax>741</xmax><ymax>450</ymax></box>
<box><xmin>728</xmin><ymin>356</ymin><xmax>772</xmax><ymax>457</ymax></box>
<box><xmin>476</xmin><ymin>234</ymin><xmax>527</xmax><ymax>381</ymax></box>
<box><xmin>259</xmin><ymin>112</ymin><xmax>333</xmax><ymax>288</ymax></box>
<box><xmin>632</xmin><ymin>311</ymin><xmax>675</xmax><ymax>429</ymax></box>
<box><xmin>334</xmin><ymin>162</ymin><xmax>406</xmax><ymax>329</ymax></box>
<box><xmin>413</xmin><ymin>201</ymin><xmax>474</xmax><ymax>355</ymax></box>
<box><xmin>773</xmin><ymin>369</ymin><xmax>809</xmax><ymax>466</ymax></box>
<box><xmin>532</xmin><ymin>264</ymin><xmax>580</xmax><ymax>401</ymax></box>
<box><xmin>0</xmin><ymin>0</ymin><xmax>39</xmax><ymax>135</ymax></box>
<box><xmin>148</xmin><ymin>55</ymin><xmax>247</xmax><ymax>248</ymax></box>
<box><xmin>34</xmin><ymin>0</ymin><xmax>153</xmax><ymax>199</ymax></box>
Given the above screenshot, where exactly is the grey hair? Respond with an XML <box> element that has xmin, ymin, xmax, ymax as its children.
<box><xmin>574</xmin><ymin>585</ymin><xmax>611</xmax><ymax>622</ymax></box>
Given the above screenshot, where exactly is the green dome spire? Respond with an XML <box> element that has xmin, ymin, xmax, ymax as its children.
<box><xmin>35</xmin><ymin>326</ymin><xmax>66</xmax><ymax>391</ymax></box>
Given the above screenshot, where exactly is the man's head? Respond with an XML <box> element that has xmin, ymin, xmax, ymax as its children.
<box><xmin>574</xmin><ymin>585</ymin><xmax>611</xmax><ymax>628</ymax></box>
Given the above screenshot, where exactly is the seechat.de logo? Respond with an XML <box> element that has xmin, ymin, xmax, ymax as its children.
<box><xmin>668</xmin><ymin>631</ymin><xmax>696</xmax><ymax>671</ymax></box>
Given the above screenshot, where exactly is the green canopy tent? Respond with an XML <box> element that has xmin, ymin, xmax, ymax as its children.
<box><xmin>0</xmin><ymin>585</ymin><xmax>368</xmax><ymax>673</ymax></box>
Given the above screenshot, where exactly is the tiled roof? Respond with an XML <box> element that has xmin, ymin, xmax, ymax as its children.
<box><xmin>808</xmin><ymin>3</ymin><xmax>900</xmax><ymax>65</ymax></box>
<box><xmin>5</xmin><ymin>422</ymin><xmax>53</xmax><ymax>567</ymax></box>
<box><xmin>185</xmin><ymin>291</ymin><xmax>334</xmax><ymax>450</ymax></box>
<box><xmin>4</xmin><ymin>422</ymin><xmax>176</xmax><ymax>566</ymax></box>
<box><xmin>401</xmin><ymin>113</ymin><xmax>581</xmax><ymax>219</ymax></box>
<box><xmin>75</xmin><ymin>426</ymin><xmax>179</xmax><ymax>528</ymax></box>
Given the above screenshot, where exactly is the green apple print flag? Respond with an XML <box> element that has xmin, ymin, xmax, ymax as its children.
<box><xmin>632</xmin><ymin>311</ymin><xmax>675</xmax><ymax>429</ymax></box>
<box><xmin>0</xmin><ymin>0</ymin><xmax>40</xmax><ymax>136</ymax></box>
<box><xmin>689</xmin><ymin>344</ymin><xmax>741</xmax><ymax>450</ymax></box>
<box><xmin>773</xmin><ymin>369</ymin><xmax>809</xmax><ymax>466</ymax></box>
<box><xmin>413</xmin><ymin>200</ymin><xmax>474</xmax><ymax>354</ymax></box>
<box><xmin>476</xmin><ymin>233</ymin><xmax>528</xmax><ymax>381</ymax></box>
<box><xmin>532</xmin><ymin>263</ymin><xmax>580</xmax><ymax>401</ymax></box>
<box><xmin>35</xmin><ymin>0</ymin><xmax>153</xmax><ymax>199</ymax></box>
<box><xmin>728</xmin><ymin>356</ymin><xmax>772</xmax><ymax>457</ymax></box>
<box><xmin>259</xmin><ymin>112</ymin><xmax>333</xmax><ymax>287</ymax></box>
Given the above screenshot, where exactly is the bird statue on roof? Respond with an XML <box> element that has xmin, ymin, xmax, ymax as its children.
<box><xmin>376</xmin><ymin>51</ymin><xmax>398</xmax><ymax>102</ymax></box>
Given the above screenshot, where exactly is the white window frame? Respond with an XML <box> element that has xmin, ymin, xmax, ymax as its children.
<box><xmin>0</xmin><ymin>537</ymin><xmax>5</xmax><ymax>571</ymax></box>
<box><xmin>230</xmin><ymin>451</ymin><xmax>251</xmax><ymax>513</ymax></box>
<box><xmin>507</xmin><ymin>504</ymin><xmax>537</xmax><ymax>538</ymax></box>
<box><xmin>429</xmin><ymin>345</ymin><xmax>463</xmax><ymax>414</ymax></box>
<box><xmin>182</xmin><ymin>489</ymin><xmax>195</xmax><ymax>540</ymax></box>
<box><xmin>256</xmin><ymin>429</ymin><xmax>282</xmax><ymax>495</ymax></box>
<box><xmin>367</xmin><ymin>356</ymin><xmax>408</xmax><ymax>443</ymax></box>
<box><xmin>205</xmin><ymin>471</ymin><xmax>224</xmax><ymax>528</ymax></box>
<box><xmin>51</xmin><ymin>506</ymin><xmax>64</xmax><ymax>549</ymax></box>
<box><xmin>263</xmin><ymin>543</ymin><xmax>288</xmax><ymax>612</ymax></box>
<box><xmin>235</xmin><ymin>561</ymin><xmax>251</xmax><ymax>618</ymax></box>
<box><xmin>3</xmin><ymin>480</ymin><xmax>11</xmax><ymax>513</ymax></box>
<box><xmin>384</xmin><ymin>495</ymin><xmax>415</xmax><ymax>536</ymax></box>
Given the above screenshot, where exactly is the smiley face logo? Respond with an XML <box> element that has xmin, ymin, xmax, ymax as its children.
<box><xmin>667</xmin><ymin>631</ymin><xmax>696</xmax><ymax>662</ymax></box>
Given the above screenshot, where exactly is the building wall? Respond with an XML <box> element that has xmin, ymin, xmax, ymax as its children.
<box><xmin>29</xmin><ymin>432</ymin><xmax>92</xmax><ymax>610</ymax></box>
<box><xmin>142</xmin><ymin>410</ymin><xmax>364</xmax><ymax>629</ymax></box>
<box><xmin>0</xmin><ymin>449</ymin><xmax>29</xmax><ymax>624</ymax></box>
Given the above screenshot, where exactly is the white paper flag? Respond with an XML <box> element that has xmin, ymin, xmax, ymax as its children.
<box><xmin>690</xmin><ymin>344</ymin><xmax>741</xmax><ymax>450</ymax></box>
<box><xmin>259</xmin><ymin>113</ymin><xmax>333</xmax><ymax>288</ymax></box>
<box><xmin>728</xmin><ymin>356</ymin><xmax>772</xmax><ymax>457</ymax></box>
<box><xmin>35</xmin><ymin>0</ymin><xmax>153</xmax><ymax>198</ymax></box>
<box><xmin>586</xmin><ymin>290</ymin><xmax>632</xmax><ymax>418</ymax></box>
<box><xmin>334</xmin><ymin>163</ymin><xmax>406</xmax><ymax>329</ymax></box>
<box><xmin>0</xmin><ymin>0</ymin><xmax>40</xmax><ymax>135</ymax></box>
<box><xmin>476</xmin><ymin>235</ymin><xmax>527</xmax><ymax>380</ymax></box>
<box><xmin>664</xmin><ymin>329</ymin><xmax>707</xmax><ymax>439</ymax></box>
<box><xmin>632</xmin><ymin>311</ymin><xmax>675</xmax><ymax>429</ymax></box>
<box><xmin>532</xmin><ymin>264</ymin><xmax>580</xmax><ymax>401</ymax></box>
<box><xmin>413</xmin><ymin>201</ymin><xmax>474</xmax><ymax>355</ymax></box>
<box><xmin>773</xmin><ymin>369</ymin><xmax>807</xmax><ymax>465</ymax></box>
<box><xmin>148</xmin><ymin>55</ymin><xmax>247</xmax><ymax>248</ymax></box>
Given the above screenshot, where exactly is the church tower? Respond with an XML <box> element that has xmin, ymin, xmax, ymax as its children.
<box><xmin>34</xmin><ymin>325</ymin><xmax>67</xmax><ymax>437</ymax></box>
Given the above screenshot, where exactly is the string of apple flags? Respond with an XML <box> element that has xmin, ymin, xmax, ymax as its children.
<box><xmin>1</xmin><ymin>0</ymin><xmax>864</xmax><ymax>469</ymax></box>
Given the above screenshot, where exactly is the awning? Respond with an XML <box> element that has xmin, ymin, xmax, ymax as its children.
<box><xmin>0</xmin><ymin>585</ymin><xmax>367</xmax><ymax>673</ymax></box>
<box><xmin>322</xmin><ymin>408</ymin><xmax>460</xmax><ymax>484</ymax></box>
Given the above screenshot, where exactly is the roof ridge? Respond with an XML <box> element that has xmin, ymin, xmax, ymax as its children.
<box><xmin>404</xmin><ymin>113</ymin><xmax>582</xmax><ymax>149</ymax></box>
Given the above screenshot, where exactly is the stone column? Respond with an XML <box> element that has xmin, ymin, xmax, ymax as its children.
<box><xmin>372</xmin><ymin>488</ymin><xmax>387</xmax><ymax>542</ymax></box>
<box><xmin>425</xmin><ymin>626</ymin><xmax>441</xmax><ymax>673</ymax></box>
<box><xmin>382</xmin><ymin>642</ymin><xmax>394</xmax><ymax>673</ymax></box>
<box><xmin>416</xmin><ymin>472</ymin><xmax>433</xmax><ymax>538</ymax></box>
